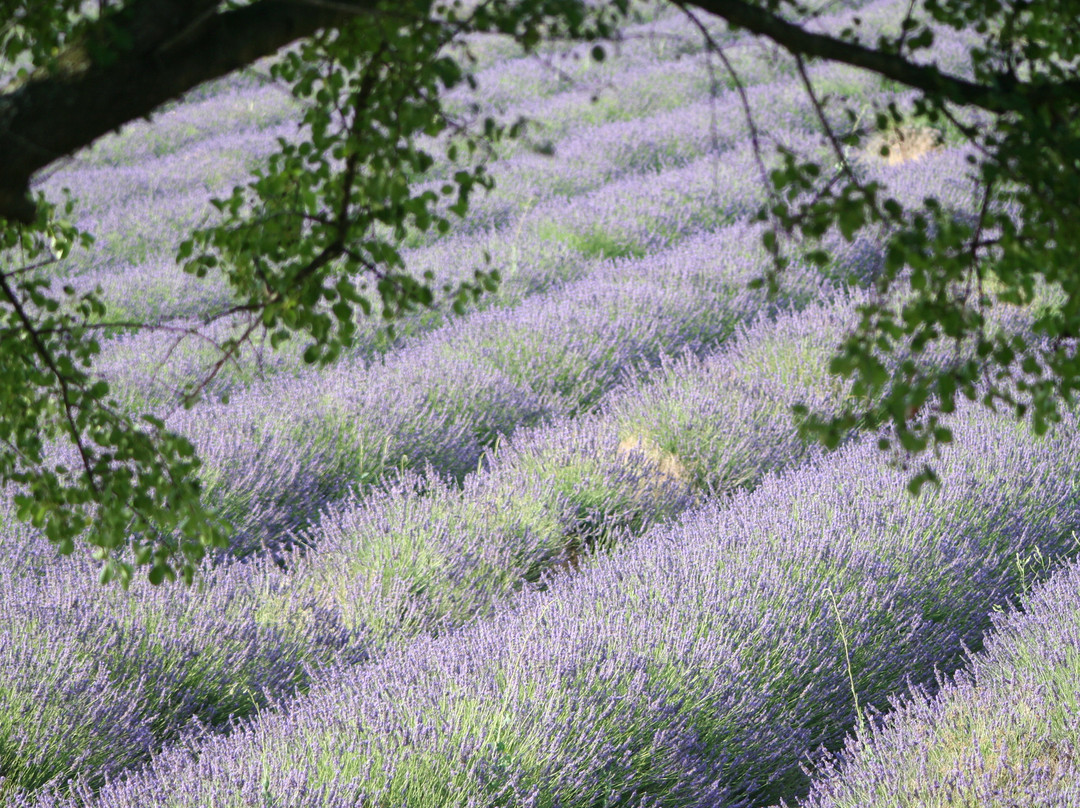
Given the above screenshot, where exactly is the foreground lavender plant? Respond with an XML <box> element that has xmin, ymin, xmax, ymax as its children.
<box><xmin>791</xmin><ymin>555</ymin><xmax>1080</xmax><ymax>808</ymax></box>
<box><xmin>27</xmin><ymin>403</ymin><xmax>1080</xmax><ymax>808</ymax></box>
<box><xmin>0</xmin><ymin>286</ymin><xmax>843</xmax><ymax>802</ymax></box>
<box><xmin>0</xmin><ymin>550</ymin><xmax>357</xmax><ymax>802</ymax></box>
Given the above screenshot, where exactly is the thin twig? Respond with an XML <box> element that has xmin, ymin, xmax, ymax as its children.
<box><xmin>794</xmin><ymin>52</ymin><xmax>859</xmax><ymax>186</ymax></box>
<box><xmin>0</xmin><ymin>271</ymin><xmax>99</xmax><ymax>493</ymax></box>
<box><xmin>967</xmin><ymin>175</ymin><xmax>997</xmax><ymax>382</ymax></box>
<box><xmin>676</xmin><ymin>3</ymin><xmax>773</xmax><ymax>194</ymax></box>
<box><xmin>176</xmin><ymin>313</ymin><xmax>263</xmax><ymax>410</ymax></box>
<box><xmin>824</xmin><ymin>586</ymin><xmax>867</xmax><ymax>736</ymax></box>
<box><xmin>1</xmin><ymin>254</ymin><xmax>60</xmax><ymax>278</ymax></box>
<box><xmin>893</xmin><ymin>0</ymin><xmax>920</xmax><ymax>56</ymax></box>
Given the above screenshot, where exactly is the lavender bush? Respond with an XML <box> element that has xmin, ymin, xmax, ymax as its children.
<box><xmin>793</xmin><ymin>555</ymin><xmax>1080</xmax><ymax>807</ymax></box>
<box><xmin>25</xmin><ymin>403</ymin><xmax>1080</xmax><ymax>808</ymax></box>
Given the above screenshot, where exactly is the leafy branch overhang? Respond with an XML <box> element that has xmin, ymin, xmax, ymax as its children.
<box><xmin>0</xmin><ymin>0</ymin><xmax>381</xmax><ymax>223</ymax></box>
<box><xmin>0</xmin><ymin>0</ymin><xmax>1076</xmax><ymax>224</ymax></box>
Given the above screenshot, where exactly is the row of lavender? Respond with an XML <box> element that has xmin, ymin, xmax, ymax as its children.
<box><xmin>0</xmin><ymin>284</ymin><xmax>861</xmax><ymax>800</ymax></box>
<box><xmin>795</xmin><ymin>551</ymin><xmax>1080</xmax><ymax>806</ymax></box>
<box><xmin>19</xmin><ymin>398</ymin><xmax>1080</xmax><ymax>808</ymax></box>
<box><xmin>0</xmin><ymin>272</ymin><xmax>1041</xmax><ymax>803</ymax></box>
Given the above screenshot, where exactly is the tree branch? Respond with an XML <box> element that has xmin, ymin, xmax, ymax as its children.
<box><xmin>0</xmin><ymin>0</ymin><xmax>385</xmax><ymax>223</ymax></box>
<box><xmin>6</xmin><ymin>0</ymin><xmax>1074</xmax><ymax>227</ymax></box>
<box><xmin>683</xmin><ymin>0</ymin><xmax>1076</xmax><ymax>113</ymax></box>
<box><xmin>0</xmin><ymin>272</ymin><xmax>99</xmax><ymax>493</ymax></box>
<box><xmin>793</xmin><ymin>52</ymin><xmax>858</xmax><ymax>185</ymax></box>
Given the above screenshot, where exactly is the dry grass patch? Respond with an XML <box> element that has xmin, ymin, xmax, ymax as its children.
<box><xmin>616</xmin><ymin>433</ymin><xmax>690</xmax><ymax>485</ymax></box>
<box><xmin>863</xmin><ymin>124</ymin><xmax>945</xmax><ymax>165</ymax></box>
<box><xmin>546</xmin><ymin>435</ymin><xmax>690</xmax><ymax>579</ymax></box>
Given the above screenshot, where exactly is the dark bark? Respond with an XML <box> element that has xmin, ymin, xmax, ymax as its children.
<box><xmin>683</xmin><ymin>0</ymin><xmax>1077</xmax><ymax>111</ymax></box>
<box><xmin>0</xmin><ymin>0</ymin><xmax>380</xmax><ymax>223</ymax></box>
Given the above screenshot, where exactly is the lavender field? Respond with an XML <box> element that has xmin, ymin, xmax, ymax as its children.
<box><xmin>2</xmin><ymin>0</ymin><xmax>1075</xmax><ymax>806</ymax></box>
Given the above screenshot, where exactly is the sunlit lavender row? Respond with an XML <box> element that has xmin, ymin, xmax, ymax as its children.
<box><xmin>0</xmin><ymin>278</ymin><xmax>1042</xmax><ymax>804</ymax></box>
<box><xmin>0</xmin><ymin>284</ymin><xmax>862</xmax><ymax>800</ymax></box>
<box><xmin>20</xmin><ymin>400</ymin><xmax>1080</xmax><ymax>808</ymax></box>
<box><xmin>794</xmin><ymin>554</ymin><xmax>1080</xmax><ymax>807</ymax></box>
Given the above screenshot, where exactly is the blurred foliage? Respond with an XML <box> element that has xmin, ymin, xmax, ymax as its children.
<box><xmin>0</xmin><ymin>0</ymin><xmax>628</xmax><ymax>584</ymax></box>
<box><xmin>749</xmin><ymin>0</ymin><xmax>1080</xmax><ymax>493</ymax></box>
<box><xmin>0</xmin><ymin>0</ymin><xmax>1078</xmax><ymax>581</ymax></box>
<box><xmin>0</xmin><ymin>190</ymin><xmax>227</xmax><ymax>585</ymax></box>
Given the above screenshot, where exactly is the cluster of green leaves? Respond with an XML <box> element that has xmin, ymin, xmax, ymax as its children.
<box><xmin>1</xmin><ymin>0</ymin><xmax>92</xmax><ymax>83</ymax></box>
<box><xmin>177</xmin><ymin>3</ymin><xmax>488</xmax><ymax>370</ymax></box>
<box><xmin>0</xmin><ymin>0</ymin><xmax>628</xmax><ymax>583</ymax></box>
<box><xmin>0</xmin><ymin>0</ymin><xmax>140</xmax><ymax>91</ymax></box>
<box><xmin>759</xmin><ymin>0</ymin><xmax>1080</xmax><ymax>491</ymax></box>
<box><xmin>0</xmin><ymin>195</ymin><xmax>231</xmax><ymax>586</ymax></box>
<box><xmin>176</xmin><ymin>0</ymin><xmax>629</xmax><ymax>373</ymax></box>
